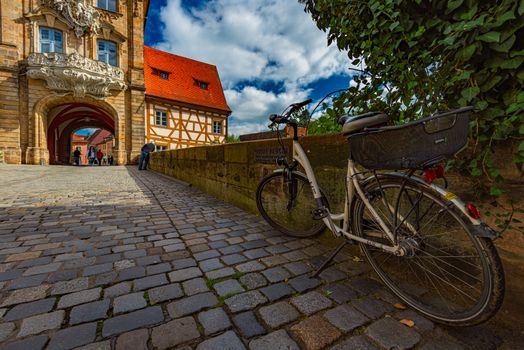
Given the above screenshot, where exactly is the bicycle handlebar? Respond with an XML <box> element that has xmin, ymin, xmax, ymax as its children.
<box><xmin>289</xmin><ymin>99</ymin><xmax>312</xmax><ymax>113</ymax></box>
<box><xmin>268</xmin><ymin>99</ymin><xmax>313</xmax><ymax>125</ymax></box>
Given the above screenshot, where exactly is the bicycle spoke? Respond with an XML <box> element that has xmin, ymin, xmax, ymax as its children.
<box><xmin>353</xmin><ymin>178</ymin><xmax>499</xmax><ymax>323</ymax></box>
<box><xmin>411</xmin><ymin>259</ymin><xmax>478</xmax><ymax>302</ymax></box>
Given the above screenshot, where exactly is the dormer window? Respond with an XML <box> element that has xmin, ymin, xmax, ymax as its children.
<box><xmin>152</xmin><ymin>68</ymin><xmax>170</xmax><ymax>80</ymax></box>
<box><xmin>194</xmin><ymin>79</ymin><xmax>209</xmax><ymax>90</ymax></box>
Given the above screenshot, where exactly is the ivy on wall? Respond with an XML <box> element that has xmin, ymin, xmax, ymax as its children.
<box><xmin>300</xmin><ymin>0</ymin><xmax>524</xmax><ymax>195</ymax></box>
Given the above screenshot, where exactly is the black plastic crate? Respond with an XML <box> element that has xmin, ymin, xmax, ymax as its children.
<box><xmin>349</xmin><ymin>107</ymin><xmax>473</xmax><ymax>170</ymax></box>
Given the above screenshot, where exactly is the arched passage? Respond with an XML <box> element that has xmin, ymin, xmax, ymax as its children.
<box><xmin>47</xmin><ymin>103</ymin><xmax>115</xmax><ymax>164</ymax></box>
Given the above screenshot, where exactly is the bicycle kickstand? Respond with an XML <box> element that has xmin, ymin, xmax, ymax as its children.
<box><xmin>310</xmin><ymin>241</ymin><xmax>347</xmax><ymax>278</ymax></box>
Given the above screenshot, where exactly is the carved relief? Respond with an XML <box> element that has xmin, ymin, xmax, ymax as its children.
<box><xmin>27</xmin><ymin>52</ymin><xmax>126</xmax><ymax>98</ymax></box>
<box><xmin>41</xmin><ymin>0</ymin><xmax>101</xmax><ymax>37</ymax></box>
<box><xmin>98</xmin><ymin>10</ymin><xmax>120</xmax><ymax>24</ymax></box>
<box><xmin>133</xmin><ymin>0</ymin><xmax>143</xmax><ymax>17</ymax></box>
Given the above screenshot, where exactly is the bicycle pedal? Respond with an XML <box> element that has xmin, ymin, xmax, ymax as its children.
<box><xmin>311</xmin><ymin>207</ymin><xmax>328</xmax><ymax>220</ymax></box>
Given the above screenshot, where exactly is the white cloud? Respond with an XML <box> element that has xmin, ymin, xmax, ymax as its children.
<box><xmin>225</xmin><ymin>85</ymin><xmax>311</xmax><ymax>135</ymax></box>
<box><xmin>155</xmin><ymin>0</ymin><xmax>352</xmax><ymax>135</ymax></box>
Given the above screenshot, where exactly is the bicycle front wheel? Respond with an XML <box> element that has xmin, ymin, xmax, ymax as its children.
<box><xmin>256</xmin><ymin>171</ymin><xmax>326</xmax><ymax>237</ymax></box>
<box><xmin>351</xmin><ymin>175</ymin><xmax>504</xmax><ymax>326</ymax></box>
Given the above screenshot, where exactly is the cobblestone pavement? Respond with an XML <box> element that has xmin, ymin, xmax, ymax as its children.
<box><xmin>0</xmin><ymin>165</ymin><xmax>510</xmax><ymax>349</ymax></box>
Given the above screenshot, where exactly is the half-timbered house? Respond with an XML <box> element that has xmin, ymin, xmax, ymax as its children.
<box><xmin>144</xmin><ymin>46</ymin><xmax>231</xmax><ymax>150</ymax></box>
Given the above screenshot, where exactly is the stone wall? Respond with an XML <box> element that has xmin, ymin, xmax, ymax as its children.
<box><xmin>149</xmin><ymin>134</ymin><xmax>524</xmax><ymax>227</ymax></box>
<box><xmin>150</xmin><ymin>134</ymin><xmax>351</xmax><ymax>214</ymax></box>
<box><xmin>150</xmin><ymin>134</ymin><xmax>524</xmax><ymax>327</ymax></box>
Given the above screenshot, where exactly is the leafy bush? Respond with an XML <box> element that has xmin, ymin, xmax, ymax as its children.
<box><xmin>300</xmin><ymin>0</ymin><xmax>524</xmax><ymax>194</ymax></box>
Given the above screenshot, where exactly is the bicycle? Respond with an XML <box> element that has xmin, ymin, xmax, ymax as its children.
<box><xmin>255</xmin><ymin>99</ymin><xmax>505</xmax><ymax>326</ymax></box>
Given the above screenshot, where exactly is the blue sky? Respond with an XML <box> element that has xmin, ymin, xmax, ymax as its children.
<box><xmin>144</xmin><ymin>0</ymin><xmax>353</xmax><ymax>135</ymax></box>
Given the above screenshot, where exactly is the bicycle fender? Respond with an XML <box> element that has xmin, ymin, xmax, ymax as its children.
<box><xmin>363</xmin><ymin>173</ymin><xmax>496</xmax><ymax>238</ymax></box>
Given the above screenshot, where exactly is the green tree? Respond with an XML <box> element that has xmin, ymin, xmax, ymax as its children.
<box><xmin>226</xmin><ymin>134</ymin><xmax>241</xmax><ymax>143</ymax></box>
<box><xmin>300</xmin><ymin>0</ymin><xmax>524</xmax><ymax>194</ymax></box>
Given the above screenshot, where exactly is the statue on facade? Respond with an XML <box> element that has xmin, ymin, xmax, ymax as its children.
<box><xmin>43</xmin><ymin>0</ymin><xmax>101</xmax><ymax>37</ymax></box>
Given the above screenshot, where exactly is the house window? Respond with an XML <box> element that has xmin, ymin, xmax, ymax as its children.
<box><xmin>97</xmin><ymin>0</ymin><xmax>117</xmax><ymax>12</ymax></box>
<box><xmin>152</xmin><ymin>68</ymin><xmax>170</xmax><ymax>80</ymax></box>
<box><xmin>213</xmin><ymin>120</ymin><xmax>223</xmax><ymax>135</ymax></box>
<box><xmin>155</xmin><ymin>111</ymin><xmax>168</xmax><ymax>127</ymax></box>
<box><xmin>39</xmin><ymin>27</ymin><xmax>63</xmax><ymax>53</ymax></box>
<box><xmin>194</xmin><ymin>79</ymin><xmax>209</xmax><ymax>90</ymax></box>
<box><xmin>97</xmin><ymin>40</ymin><xmax>118</xmax><ymax>66</ymax></box>
<box><xmin>156</xmin><ymin>145</ymin><xmax>168</xmax><ymax>151</ymax></box>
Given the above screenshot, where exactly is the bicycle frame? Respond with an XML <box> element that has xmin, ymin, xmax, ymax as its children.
<box><xmin>289</xmin><ymin>139</ymin><xmax>402</xmax><ymax>255</ymax></box>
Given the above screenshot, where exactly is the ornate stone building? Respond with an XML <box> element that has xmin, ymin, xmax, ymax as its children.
<box><xmin>0</xmin><ymin>0</ymin><xmax>150</xmax><ymax>164</ymax></box>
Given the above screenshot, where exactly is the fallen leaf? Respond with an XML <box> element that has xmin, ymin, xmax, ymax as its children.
<box><xmin>352</xmin><ymin>256</ymin><xmax>365</xmax><ymax>263</ymax></box>
<box><xmin>400</xmin><ymin>319</ymin><xmax>415</xmax><ymax>327</ymax></box>
<box><xmin>393</xmin><ymin>303</ymin><xmax>407</xmax><ymax>310</ymax></box>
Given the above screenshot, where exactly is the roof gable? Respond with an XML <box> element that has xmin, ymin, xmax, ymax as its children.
<box><xmin>144</xmin><ymin>46</ymin><xmax>231</xmax><ymax>113</ymax></box>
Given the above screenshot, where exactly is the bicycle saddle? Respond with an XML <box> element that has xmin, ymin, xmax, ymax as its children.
<box><xmin>338</xmin><ymin>112</ymin><xmax>389</xmax><ymax>135</ymax></box>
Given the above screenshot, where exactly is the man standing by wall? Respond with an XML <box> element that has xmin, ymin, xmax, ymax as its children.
<box><xmin>138</xmin><ymin>142</ymin><xmax>155</xmax><ymax>170</ymax></box>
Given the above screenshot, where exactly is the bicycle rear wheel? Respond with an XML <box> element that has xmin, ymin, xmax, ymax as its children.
<box><xmin>351</xmin><ymin>175</ymin><xmax>504</xmax><ymax>326</ymax></box>
<box><xmin>256</xmin><ymin>171</ymin><xmax>326</xmax><ymax>237</ymax></box>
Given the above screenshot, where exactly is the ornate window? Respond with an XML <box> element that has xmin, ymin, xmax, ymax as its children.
<box><xmin>213</xmin><ymin>120</ymin><xmax>223</xmax><ymax>135</ymax></box>
<box><xmin>97</xmin><ymin>0</ymin><xmax>117</xmax><ymax>12</ymax></box>
<box><xmin>97</xmin><ymin>40</ymin><xmax>118</xmax><ymax>66</ymax></box>
<box><xmin>39</xmin><ymin>27</ymin><xmax>63</xmax><ymax>53</ymax></box>
<box><xmin>155</xmin><ymin>111</ymin><xmax>168</xmax><ymax>127</ymax></box>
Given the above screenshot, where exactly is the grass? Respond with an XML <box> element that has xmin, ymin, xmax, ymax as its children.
<box><xmin>143</xmin><ymin>291</ymin><xmax>151</xmax><ymax>305</ymax></box>
<box><xmin>196</xmin><ymin>322</ymin><xmax>205</xmax><ymax>335</ymax></box>
<box><xmin>205</xmin><ymin>271</ymin><xmax>247</xmax><ymax>289</ymax></box>
<box><xmin>96</xmin><ymin>320</ymin><xmax>104</xmax><ymax>337</ymax></box>
<box><xmin>217</xmin><ymin>292</ymin><xmax>241</xmax><ymax>306</ymax></box>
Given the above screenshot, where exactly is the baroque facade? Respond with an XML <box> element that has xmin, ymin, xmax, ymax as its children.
<box><xmin>0</xmin><ymin>0</ymin><xmax>146</xmax><ymax>164</ymax></box>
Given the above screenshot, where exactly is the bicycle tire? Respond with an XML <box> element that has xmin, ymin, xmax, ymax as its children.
<box><xmin>256</xmin><ymin>171</ymin><xmax>326</xmax><ymax>237</ymax></box>
<box><xmin>351</xmin><ymin>175</ymin><xmax>504</xmax><ymax>326</ymax></box>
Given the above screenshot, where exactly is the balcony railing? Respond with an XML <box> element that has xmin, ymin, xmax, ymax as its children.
<box><xmin>27</xmin><ymin>52</ymin><xmax>126</xmax><ymax>98</ymax></box>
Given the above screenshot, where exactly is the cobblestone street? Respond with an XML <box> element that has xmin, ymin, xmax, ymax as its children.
<box><xmin>0</xmin><ymin>165</ymin><xmax>510</xmax><ymax>349</ymax></box>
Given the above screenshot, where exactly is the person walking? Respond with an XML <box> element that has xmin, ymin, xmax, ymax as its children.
<box><xmin>108</xmin><ymin>155</ymin><xmax>114</xmax><ymax>165</ymax></box>
<box><xmin>138</xmin><ymin>142</ymin><xmax>155</xmax><ymax>170</ymax></box>
<box><xmin>73</xmin><ymin>148</ymin><xmax>81</xmax><ymax>166</ymax></box>
<box><xmin>88</xmin><ymin>146</ymin><xmax>96</xmax><ymax>165</ymax></box>
<box><xmin>96</xmin><ymin>149</ymin><xmax>103</xmax><ymax>166</ymax></box>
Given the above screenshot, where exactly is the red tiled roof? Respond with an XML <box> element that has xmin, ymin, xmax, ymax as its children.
<box><xmin>87</xmin><ymin>129</ymin><xmax>113</xmax><ymax>146</ymax></box>
<box><xmin>71</xmin><ymin>134</ymin><xmax>88</xmax><ymax>143</ymax></box>
<box><xmin>144</xmin><ymin>46</ymin><xmax>231</xmax><ymax>113</ymax></box>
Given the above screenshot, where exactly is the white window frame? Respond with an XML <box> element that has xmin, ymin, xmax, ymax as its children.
<box><xmin>39</xmin><ymin>27</ymin><xmax>63</xmax><ymax>53</ymax></box>
<box><xmin>156</xmin><ymin>145</ymin><xmax>168</xmax><ymax>151</ymax></box>
<box><xmin>97</xmin><ymin>39</ymin><xmax>118</xmax><ymax>66</ymax></box>
<box><xmin>213</xmin><ymin>120</ymin><xmax>223</xmax><ymax>135</ymax></box>
<box><xmin>155</xmin><ymin>111</ymin><xmax>168</xmax><ymax>127</ymax></box>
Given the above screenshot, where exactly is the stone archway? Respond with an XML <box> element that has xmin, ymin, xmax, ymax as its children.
<box><xmin>27</xmin><ymin>95</ymin><xmax>123</xmax><ymax>165</ymax></box>
<box><xmin>47</xmin><ymin>104</ymin><xmax>115</xmax><ymax>164</ymax></box>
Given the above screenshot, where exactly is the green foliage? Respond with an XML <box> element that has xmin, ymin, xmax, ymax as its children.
<box><xmin>226</xmin><ymin>134</ymin><xmax>241</xmax><ymax>143</ymax></box>
<box><xmin>300</xmin><ymin>0</ymin><xmax>524</xmax><ymax>193</ymax></box>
